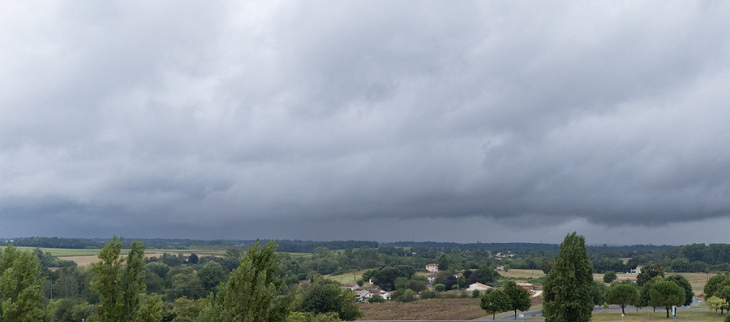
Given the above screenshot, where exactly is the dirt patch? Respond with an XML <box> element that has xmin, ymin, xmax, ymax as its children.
<box><xmin>64</xmin><ymin>256</ymin><xmax>99</xmax><ymax>267</ymax></box>
<box><xmin>357</xmin><ymin>298</ymin><xmax>486</xmax><ymax>320</ymax></box>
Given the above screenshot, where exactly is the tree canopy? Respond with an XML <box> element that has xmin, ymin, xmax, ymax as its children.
<box><xmin>605</xmin><ymin>282</ymin><xmax>639</xmax><ymax>314</ymax></box>
<box><xmin>542</xmin><ymin>232</ymin><xmax>594</xmax><ymax>322</ymax></box>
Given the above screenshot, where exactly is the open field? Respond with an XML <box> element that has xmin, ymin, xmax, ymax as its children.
<box><xmin>358</xmin><ymin>298</ymin><xmax>485</xmax><ymax>320</ymax></box>
<box><xmin>669</xmin><ymin>272</ymin><xmax>716</xmax><ymax>297</ymax></box>
<box><xmin>323</xmin><ymin>270</ymin><xmax>367</xmax><ymax>285</ymax></box>
<box><xmin>500</xmin><ymin>269</ymin><xmax>545</xmax><ymax>279</ymax></box>
<box><xmin>592</xmin><ymin>310</ymin><xmax>726</xmax><ymax>321</ymax></box>
<box><xmin>502</xmin><ymin>310</ymin><xmax>727</xmax><ymax>322</ymax></box>
<box><xmin>593</xmin><ymin>272</ymin><xmax>715</xmax><ymax>297</ymax></box>
<box><xmin>358</xmin><ymin>292</ymin><xmax>543</xmax><ymax>320</ymax></box>
<box><xmin>1</xmin><ymin>246</ymin><xmax>233</xmax><ymax>267</ymax></box>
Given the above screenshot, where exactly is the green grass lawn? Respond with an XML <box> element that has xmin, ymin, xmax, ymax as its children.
<box><xmin>592</xmin><ymin>310</ymin><xmax>726</xmax><ymax>321</ymax></box>
<box><xmin>323</xmin><ymin>270</ymin><xmax>368</xmax><ymax>285</ymax></box>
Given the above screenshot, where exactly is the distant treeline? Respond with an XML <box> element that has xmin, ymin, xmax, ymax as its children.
<box><xmin>267</xmin><ymin>240</ymin><xmax>379</xmax><ymax>252</ymax></box>
<box><xmin>0</xmin><ymin>237</ymin><xmax>378</xmax><ymax>252</ymax></box>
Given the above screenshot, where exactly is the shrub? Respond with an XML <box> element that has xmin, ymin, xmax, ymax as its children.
<box><xmin>420</xmin><ymin>290</ymin><xmax>438</xmax><ymax>299</ymax></box>
<box><xmin>472</xmin><ymin>290</ymin><xmax>481</xmax><ymax>298</ymax></box>
<box><xmin>367</xmin><ymin>294</ymin><xmax>385</xmax><ymax>303</ymax></box>
<box><xmin>434</xmin><ymin>284</ymin><xmax>446</xmax><ymax>292</ymax></box>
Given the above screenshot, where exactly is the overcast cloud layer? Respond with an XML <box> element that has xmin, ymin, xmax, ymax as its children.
<box><xmin>2</xmin><ymin>1</ymin><xmax>730</xmax><ymax>244</ymax></box>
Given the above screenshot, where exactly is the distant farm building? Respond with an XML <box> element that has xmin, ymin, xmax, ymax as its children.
<box><xmin>466</xmin><ymin>282</ymin><xmax>492</xmax><ymax>292</ymax></box>
<box><xmin>426</xmin><ymin>263</ymin><xmax>439</xmax><ymax>272</ymax></box>
<box><xmin>517</xmin><ymin>283</ymin><xmax>534</xmax><ymax>292</ymax></box>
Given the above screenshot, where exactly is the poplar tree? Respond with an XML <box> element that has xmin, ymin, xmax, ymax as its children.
<box><xmin>0</xmin><ymin>245</ymin><xmax>46</xmax><ymax>321</ymax></box>
<box><xmin>90</xmin><ymin>236</ymin><xmax>148</xmax><ymax>321</ymax></box>
<box><xmin>542</xmin><ymin>232</ymin><xmax>594</xmax><ymax>322</ymax></box>
<box><xmin>219</xmin><ymin>240</ymin><xmax>288</xmax><ymax>322</ymax></box>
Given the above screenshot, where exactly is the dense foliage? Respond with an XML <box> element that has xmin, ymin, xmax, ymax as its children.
<box><xmin>543</xmin><ymin>232</ymin><xmax>594</xmax><ymax>322</ymax></box>
<box><xmin>1</xmin><ymin>236</ymin><xmax>730</xmax><ymax>321</ymax></box>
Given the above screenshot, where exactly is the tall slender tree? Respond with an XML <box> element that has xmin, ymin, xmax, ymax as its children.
<box><xmin>219</xmin><ymin>240</ymin><xmax>288</xmax><ymax>322</ymax></box>
<box><xmin>0</xmin><ymin>245</ymin><xmax>46</xmax><ymax>321</ymax></box>
<box><xmin>542</xmin><ymin>232</ymin><xmax>594</xmax><ymax>322</ymax></box>
<box><xmin>90</xmin><ymin>236</ymin><xmax>147</xmax><ymax>321</ymax></box>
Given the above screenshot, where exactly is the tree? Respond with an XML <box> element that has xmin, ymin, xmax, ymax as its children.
<box><xmin>199</xmin><ymin>261</ymin><xmax>226</xmax><ymax>295</ymax></box>
<box><xmin>367</xmin><ymin>294</ymin><xmax>385</xmax><ymax>303</ymax></box>
<box><xmin>0</xmin><ymin>245</ymin><xmax>46</xmax><ymax>321</ymax></box>
<box><xmin>704</xmin><ymin>274</ymin><xmax>729</xmax><ymax>299</ymax></box>
<box><xmin>90</xmin><ymin>237</ymin><xmax>147</xmax><ymax>321</ymax></box>
<box><xmin>300</xmin><ymin>282</ymin><xmax>361</xmax><ymax>320</ymax></box>
<box><xmin>480</xmin><ymin>289</ymin><xmax>511</xmax><ymax>320</ymax></box>
<box><xmin>409</xmin><ymin>275</ymin><xmax>428</xmax><ymax>293</ymax></box>
<box><xmin>503</xmin><ymin>281</ymin><xmax>531</xmax><ymax>320</ymax></box>
<box><xmin>637</xmin><ymin>263</ymin><xmax>664</xmax><ymax>287</ymax></box>
<box><xmin>605</xmin><ymin>282</ymin><xmax>639</xmax><ymax>314</ymax></box>
<box><xmin>123</xmin><ymin>241</ymin><xmax>147</xmax><ymax>320</ymax></box>
<box><xmin>218</xmin><ymin>240</ymin><xmax>288</xmax><ymax>322</ymax></box>
<box><xmin>665</xmin><ymin>275</ymin><xmax>693</xmax><ymax>306</ymax></box>
<box><xmin>542</xmin><ymin>232</ymin><xmax>594</xmax><ymax>322</ymax></box>
<box><xmin>717</xmin><ymin>285</ymin><xmax>730</xmax><ymax>315</ymax></box>
<box><xmin>705</xmin><ymin>296</ymin><xmax>727</xmax><ymax>314</ymax></box>
<box><xmin>603</xmin><ymin>271</ymin><xmax>617</xmax><ymax>283</ymax></box>
<box><xmin>187</xmin><ymin>253</ymin><xmax>199</xmax><ymax>265</ymax></box>
<box><xmin>592</xmin><ymin>280</ymin><xmax>607</xmax><ymax>306</ymax></box>
<box><xmin>649</xmin><ymin>280</ymin><xmax>685</xmax><ymax>319</ymax></box>
<box><xmin>373</xmin><ymin>266</ymin><xmax>415</xmax><ymax>291</ymax></box>
<box><xmin>134</xmin><ymin>293</ymin><xmax>164</xmax><ymax>322</ymax></box>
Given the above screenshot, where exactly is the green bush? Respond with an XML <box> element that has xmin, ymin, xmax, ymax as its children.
<box><xmin>725</xmin><ymin>313</ymin><xmax>730</xmax><ymax>322</ymax></box>
<box><xmin>472</xmin><ymin>289</ymin><xmax>481</xmax><ymax>298</ymax></box>
<box><xmin>420</xmin><ymin>290</ymin><xmax>438</xmax><ymax>299</ymax></box>
<box><xmin>434</xmin><ymin>284</ymin><xmax>446</xmax><ymax>292</ymax></box>
<box><xmin>367</xmin><ymin>294</ymin><xmax>385</xmax><ymax>303</ymax></box>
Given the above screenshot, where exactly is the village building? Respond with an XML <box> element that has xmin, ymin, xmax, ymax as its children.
<box><xmin>517</xmin><ymin>283</ymin><xmax>534</xmax><ymax>292</ymax></box>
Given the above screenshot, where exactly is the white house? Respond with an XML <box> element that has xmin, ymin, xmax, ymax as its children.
<box><xmin>466</xmin><ymin>282</ymin><xmax>492</xmax><ymax>292</ymax></box>
<box><xmin>630</xmin><ymin>265</ymin><xmax>642</xmax><ymax>274</ymax></box>
<box><xmin>426</xmin><ymin>263</ymin><xmax>439</xmax><ymax>273</ymax></box>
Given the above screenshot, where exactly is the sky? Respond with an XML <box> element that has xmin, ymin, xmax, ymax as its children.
<box><xmin>2</xmin><ymin>1</ymin><xmax>730</xmax><ymax>245</ymax></box>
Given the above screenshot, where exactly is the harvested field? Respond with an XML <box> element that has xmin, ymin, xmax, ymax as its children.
<box><xmin>61</xmin><ymin>251</ymin><xmax>224</xmax><ymax>267</ymax></box>
<box><xmin>500</xmin><ymin>269</ymin><xmax>545</xmax><ymax>279</ymax></box>
<box><xmin>357</xmin><ymin>298</ymin><xmax>485</xmax><ymax>320</ymax></box>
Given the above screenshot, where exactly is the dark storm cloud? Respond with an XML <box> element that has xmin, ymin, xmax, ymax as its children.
<box><xmin>2</xmin><ymin>1</ymin><xmax>730</xmax><ymax>242</ymax></box>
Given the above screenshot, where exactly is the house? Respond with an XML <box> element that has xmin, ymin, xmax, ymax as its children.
<box><xmin>342</xmin><ymin>284</ymin><xmax>358</xmax><ymax>292</ymax></box>
<box><xmin>517</xmin><ymin>283</ymin><xmax>534</xmax><ymax>292</ymax></box>
<box><xmin>496</xmin><ymin>265</ymin><xmax>505</xmax><ymax>271</ymax></box>
<box><xmin>427</xmin><ymin>274</ymin><xmax>437</xmax><ymax>284</ymax></box>
<box><xmin>426</xmin><ymin>263</ymin><xmax>439</xmax><ymax>273</ymax></box>
<box><xmin>466</xmin><ymin>282</ymin><xmax>492</xmax><ymax>292</ymax></box>
<box><xmin>355</xmin><ymin>290</ymin><xmax>370</xmax><ymax>301</ymax></box>
<box><xmin>495</xmin><ymin>252</ymin><xmax>515</xmax><ymax>258</ymax></box>
<box><xmin>369</xmin><ymin>290</ymin><xmax>391</xmax><ymax>300</ymax></box>
<box><xmin>630</xmin><ymin>265</ymin><xmax>642</xmax><ymax>274</ymax></box>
